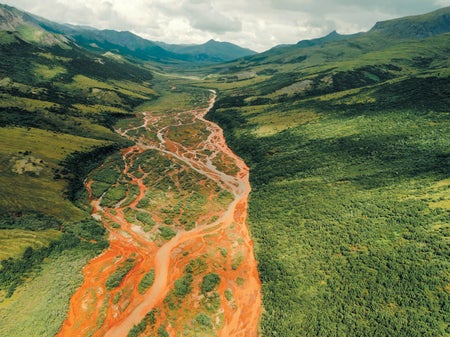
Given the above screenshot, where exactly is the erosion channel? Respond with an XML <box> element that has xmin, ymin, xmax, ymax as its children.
<box><xmin>57</xmin><ymin>89</ymin><xmax>262</xmax><ymax>337</ymax></box>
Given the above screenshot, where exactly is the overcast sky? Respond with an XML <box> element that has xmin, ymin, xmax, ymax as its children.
<box><xmin>2</xmin><ymin>0</ymin><xmax>450</xmax><ymax>51</ymax></box>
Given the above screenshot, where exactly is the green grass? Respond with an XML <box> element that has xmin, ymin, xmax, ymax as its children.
<box><xmin>0</xmin><ymin>229</ymin><xmax>61</xmax><ymax>261</ymax></box>
<box><xmin>16</xmin><ymin>25</ymin><xmax>50</xmax><ymax>44</ymax></box>
<box><xmin>0</xmin><ymin>127</ymin><xmax>110</xmax><ymax>221</ymax></box>
<box><xmin>0</xmin><ymin>248</ymin><xmax>93</xmax><ymax>337</ymax></box>
<box><xmin>33</xmin><ymin>64</ymin><xmax>66</xmax><ymax>81</ymax></box>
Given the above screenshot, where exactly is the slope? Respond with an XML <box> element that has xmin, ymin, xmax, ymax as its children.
<box><xmin>204</xmin><ymin>6</ymin><xmax>450</xmax><ymax>337</ymax></box>
<box><xmin>0</xmin><ymin>4</ymin><xmax>158</xmax><ymax>331</ymax></box>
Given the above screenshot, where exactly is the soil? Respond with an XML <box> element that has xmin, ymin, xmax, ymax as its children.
<box><xmin>56</xmin><ymin>90</ymin><xmax>261</xmax><ymax>337</ymax></box>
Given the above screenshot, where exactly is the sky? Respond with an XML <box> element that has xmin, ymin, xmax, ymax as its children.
<box><xmin>2</xmin><ymin>0</ymin><xmax>450</xmax><ymax>51</ymax></box>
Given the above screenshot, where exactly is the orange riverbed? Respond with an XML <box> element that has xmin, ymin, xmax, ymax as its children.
<box><xmin>57</xmin><ymin>90</ymin><xmax>261</xmax><ymax>336</ymax></box>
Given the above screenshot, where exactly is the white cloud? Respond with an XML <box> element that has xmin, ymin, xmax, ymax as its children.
<box><xmin>181</xmin><ymin>0</ymin><xmax>242</xmax><ymax>33</ymax></box>
<box><xmin>2</xmin><ymin>0</ymin><xmax>448</xmax><ymax>51</ymax></box>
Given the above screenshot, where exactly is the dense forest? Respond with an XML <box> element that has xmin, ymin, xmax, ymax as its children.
<box><xmin>205</xmin><ymin>10</ymin><xmax>450</xmax><ymax>335</ymax></box>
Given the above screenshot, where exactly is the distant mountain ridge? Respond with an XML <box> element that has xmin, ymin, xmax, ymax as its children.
<box><xmin>269</xmin><ymin>6</ymin><xmax>450</xmax><ymax>51</ymax></box>
<box><xmin>0</xmin><ymin>4</ymin><xmax>256</xmax><ymax>64</ymax></box>
<box><xmin>370</xmin><ymin>6</ymin><xmax>450</xmax><ymax>38</ymax></box>
<box><xmin>296</xmin><ymin>30</ymin><xmax>361</xmax><ymax>48</ymax></box>
<box><xmin>155</xmin><ymin>39</ymin><xmax>257</xmax><ymax>62</ymax></box>
<box><xmin>233</xmin><ymin>6</ymin><xmax>450</xmax><ymax>66</ymax></box>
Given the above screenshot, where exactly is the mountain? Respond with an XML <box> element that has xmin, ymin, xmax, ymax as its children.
<box><xmin>156</xmin><ymin>39</ymin><xmax>257</xmax><ymax>62</ymax></box>
<box><xmin>370</xmin><ymin>6</ymin><xmax>450</xmax><ymax>38</ymax></box>
<box><xmin>60</xmin><ymin>29</ymin><xmax>255</xmax><ymax>63</ymax></box>
<box><xmin>0</xmin><ymin>4</ymin><xmax>69</xmax><ymax>46</ymax></box>
<box><xmin>296</xmin><ymin>30</ymin><xmax>360</xmax><ymax>47</ymax></box>
<box><xmin>33</xmin><ymin>19</ymin><xmax>182</xmax><ymax>62</ymax></box>
<box><xmin>2</xmin><ymin>6</ymin><xmax>256</xmax><ymax>64</ymax></box>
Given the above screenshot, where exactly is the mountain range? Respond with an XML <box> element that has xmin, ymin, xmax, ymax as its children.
<box><xmin>0</xmin><ymin>3</ymin><xmax>256</xmax><ymax>64</ymax></box>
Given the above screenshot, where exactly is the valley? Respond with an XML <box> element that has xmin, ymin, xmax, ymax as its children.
<box><xmin>0</xmin><ymin>3</ymin><xmax>449</xmax><ymax>337</ymax></box>
<box><xmin>57</xmin><ymin>88</ymin><xmax>261</xmax><ymax>337</ymax></box>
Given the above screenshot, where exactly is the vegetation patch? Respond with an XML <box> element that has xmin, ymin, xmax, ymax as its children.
<box><xmin>0</xmin><ymin>127</ymin><xmax>109</xmax><ymax>221</ymax></box>
<box><xmin>159</xmin><ymin>226</ymin><xmax>177</xmax><ymax>241</ymax></box>
<box><xmin>127</xmin><ymin>310</ymin><xmax>156</xmax><ymax>337</ymax></box>
<box><xmin>206</xmin><ymin>28</ymin><xmax>450</xmax><ymax>336</ymax></box>
<box><xmin>105</xmin><ymin>258</ymin><xmax>135</xmax><ymax>291</ymax></box>
<box><xmin>138</xmin><ymin>269</ymin><xmax>156</xmax><ymax>294</ymax></box>
<box><xmin>0</xmin><ymin>249</ymin><xmax>95</xmax><ymax>337</ymax></box>
<box><xmin>201</xmin><ymin>273</ymin><xmax>220</xmax><ymax>294</ymax></box>
<box><xmin>100</xmin><ymin>184</ymin><xmax>128</xmax><ymax>207</ymax></box>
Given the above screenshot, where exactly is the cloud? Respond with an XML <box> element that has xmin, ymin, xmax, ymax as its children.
<box><xmin>181</xmin><ymin>0</ymin><xmax>242</xmax><ymax>34</ymax></box>
<box><xmin>2</xmin><ymin>0</ymin><xmax>449</xmax><ymax>51</ymax></box>
<box><xmin>269</xmin><ymin>0</ymin><xmax>444</xmax><ymax>14</ymax></box>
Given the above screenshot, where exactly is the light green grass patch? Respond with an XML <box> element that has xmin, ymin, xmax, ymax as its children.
<box><xmin>67</xmin><ymin>75</ymin><xmax>115</xmax><ymax>91</ymax></box>
<box><xmin>247</xmin><ymin>108</ymin><xmax>320</xmax><ymax>137</ymax></box>
<box><xmin>34</xmin><ymin>64</ymin><xmax>66</xmax><ymax>81</ymax></box>
<box><xmin>16</xmin><ymin>25</ymin><xmax>45</xmax><ymax>43</ymax></box>
<box><xmin>67</xmin><ymin>76</ymin><xmax>151</xmax><ymax>101</ymax></box>
<box><xmin>0</xmin><ymin>229</ymin><xmax>61</xmax><ymax>261</ymax></box>
<box><xmin>0</xmin><ymin>31</ymin><xmax>19</xmax><ymax>44</ymax></box>
<box><xmin>35</xmin><ymin>52</ymin><xmax>71</xmax><ymax>62</ymax></box>
<box><xmin>72</xmin><ymin>104</ymin><xmax>128</xmax><ymax>114</ymax></box>
<box><xmin>0</xmin><ymin>127</ymin><xmax>111</xmax><ymax>220</ymax></box>
<box><xmin>0</xmin><ymin>94</ymin><xmax>55</xmax><ymax>111</ymax></box>
<box><xmin>110</xmin><ymin>80</ymin><xmax>157</xmax><ymax>96</ymax></box>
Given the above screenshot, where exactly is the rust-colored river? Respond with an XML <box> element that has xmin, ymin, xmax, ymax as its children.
<box><xmin>57</xmin><ymin>90</ymin><xmax>261</xmax><ymax>336</ymax></box>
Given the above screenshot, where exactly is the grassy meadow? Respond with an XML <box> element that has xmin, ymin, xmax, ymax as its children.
<box><xmin>0</xmin><ymin>248</ymin><xmax>96</xmax><ymax>337</ymax></box>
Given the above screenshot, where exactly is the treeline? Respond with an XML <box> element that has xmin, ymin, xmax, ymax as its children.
<box><xmin>59</xmin><ymin>143</ymin><xmax>131</xmax><ymax>202</ymax></box>
<box><xmin>0</xmin><ymin>212</ymin><xmax>61</xmax><ymax>231</ymax></box>
<box><xmin>0</xmin><ymin>234</ymin><xmax>79</xmax><ymax>297</ymax></box>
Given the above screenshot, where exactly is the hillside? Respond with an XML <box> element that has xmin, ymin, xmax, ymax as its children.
<box><xmin>370</xmin><ymin>6</ymin><xmax>450</xmax><ymax>38</ymax></box>
<box><xmin>0</xmin><ymin>4</ymin><xmax>159</xmax><ymax>217</ymax></box>
<box><xmin>0</xmin><ymin>4</ymin><xmax>159</xmax><ymax>333</ymax></box>
<box><xmin>204</xmin><ymin>6</ymin><xmax>450</xmax><ymax>337</ymax></box>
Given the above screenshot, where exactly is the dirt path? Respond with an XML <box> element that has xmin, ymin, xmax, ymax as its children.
<box><xmin>57</xmin><ymin>90</ymin><xmax>261</xmax><ymax>337</ymax></box>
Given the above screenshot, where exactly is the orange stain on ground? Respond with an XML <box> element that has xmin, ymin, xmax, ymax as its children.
<box><xmin>57</xmin><ymin>90</ymin><xmax>261</xmax><ymax>337</ymax></box>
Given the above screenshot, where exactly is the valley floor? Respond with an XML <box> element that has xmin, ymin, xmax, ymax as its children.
<box><xmin>56</xmin><ymin>89</ymin><xmax>261</xmax><ymax>337</ymax></box>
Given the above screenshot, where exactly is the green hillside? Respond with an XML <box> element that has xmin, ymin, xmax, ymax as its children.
<box><xmin>0</xmin><ymin>4</ymin><xmax>157</xmax><ymax>331</ymax></box>
<box><xmin>204</xmin><ymin>6</ymin><xmax>450</xmax><ymax>337</ymax></box>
